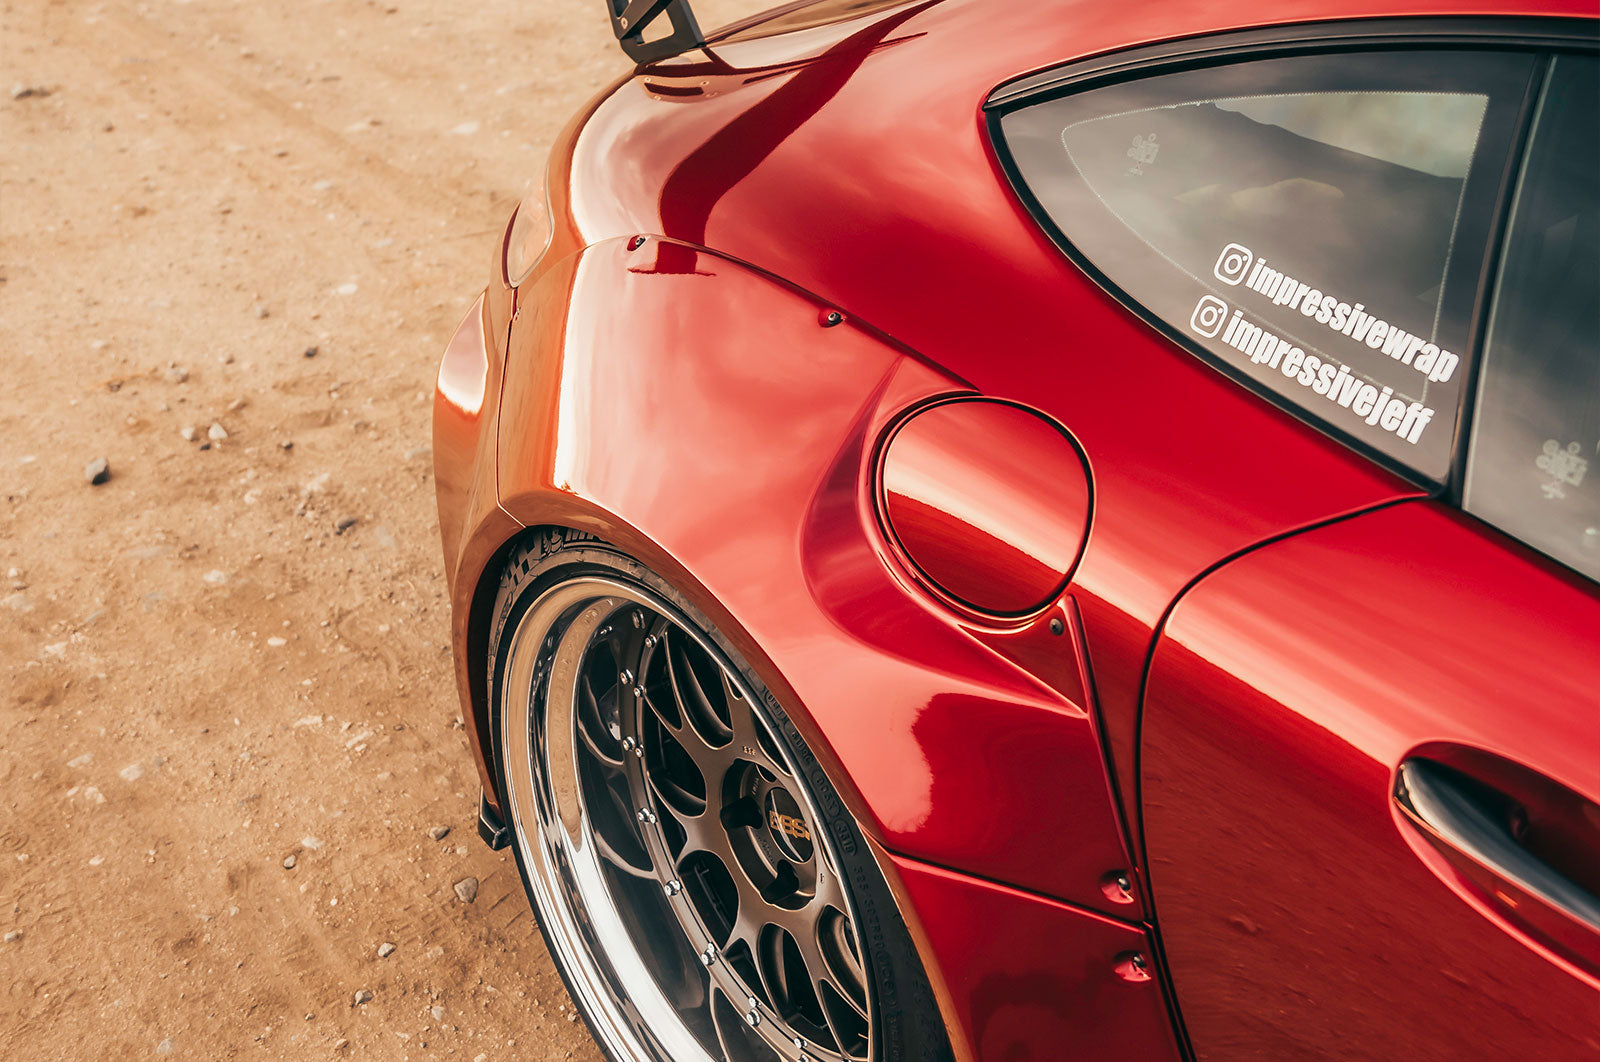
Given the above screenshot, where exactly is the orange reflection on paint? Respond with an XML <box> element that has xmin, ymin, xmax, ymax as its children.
<box><xmin>437</xmin><ymin>294</ymin><xmax>489</xmax><ymax>416</ymax></box>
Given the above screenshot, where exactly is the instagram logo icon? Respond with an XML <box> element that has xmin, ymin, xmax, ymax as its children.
<box><xmin>1190</xmin><ymin>296</ymin><xmax>1229</xmax><ymax>338</ymax></box>
<box><xmin>1213</xmin><ymin>242</ymin><xmax>1254</xmax><ymax>285</ymax></box>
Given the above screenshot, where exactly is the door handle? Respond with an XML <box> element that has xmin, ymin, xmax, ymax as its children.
<box><xmin>1395</xmin><ymin>757</ymin><xmax>1600</xmax><ymax>973</ymax></box>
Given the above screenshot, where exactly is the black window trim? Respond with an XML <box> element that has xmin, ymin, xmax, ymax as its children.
<box><xmin>984</xmin><ymin>16</ymin><xmax>1599</xmax><ymax>494</ymax></box>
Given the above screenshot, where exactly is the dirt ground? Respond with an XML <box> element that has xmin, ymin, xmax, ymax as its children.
<box><xmin>1</xmin><ymin>0</ymin><xmax>757</xmax><ymax>1057</ymax></box>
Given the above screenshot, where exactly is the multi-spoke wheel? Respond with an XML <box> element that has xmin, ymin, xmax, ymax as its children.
<box><xmin>488</xmin><ymin>530</ymin><xmax>951</xmax><ymax>1062</ymax></box>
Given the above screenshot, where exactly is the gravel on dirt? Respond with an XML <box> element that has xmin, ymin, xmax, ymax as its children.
<box><xmin>2</xmin><ymin>0</ymin><xmax>759</xmax><ymax>1058</ymax></box>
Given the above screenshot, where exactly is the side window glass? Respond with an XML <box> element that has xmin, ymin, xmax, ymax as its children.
<box><xmin>1465</xmin><ymin>56</ymin><xmax>1599</xmax><ymax>580</ymax></box>
<box><xmin>997</xmin><ymin>52</ymin><xmax>1533</xmax><ymax>481</ymax></box>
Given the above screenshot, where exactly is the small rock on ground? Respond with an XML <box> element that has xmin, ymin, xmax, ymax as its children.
<box><xmin>282</xmin><ymin>854</ymin><xmax>297</xmax><ymax>869</ymax></box>
<box><xmin>452</xmin><ymin>877</ymin><xmax>478</xmax><ymax>904</ymax></box>
<box><xmin>4</xmin><ymin>930</ymin><xmax>21</xmax><ymax>943</ymax></box>
<box><xmin>84</xmin><ymin>458</ymin><xmax>110</xmax><ymax>485</ymax></box>
<box><xmin>377</xmin><ymin>941</ymin><xmax>396</xmax><ymax>958</ymax></box>
<box><xmin>207</xmin><ymin>422</ymin><xmax>228</xmax><ymax>441</ymax></box>
<box><xmin>352</xmin><ymin>989</ymin><xmax>373</xmax><ymax>1006</ymax></box>
<box><xmin>427</xmin><ymin>825</ymin><xmax>450</xmax><ymax>841</ymax></box>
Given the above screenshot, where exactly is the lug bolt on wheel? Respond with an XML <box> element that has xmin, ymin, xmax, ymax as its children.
<box><xmin>664</xmin><ymin>879</ymin><xmax>683</xmax><ymax>897</ymax></box>
<box><xmin>621</xmin><ymin>736</ymin><xmax>636</xmax><ymax>753</ymax></box>
<box><xmin>699</xmin><ymin>944</ymin><xmax>718</xmax><ymax>967</ymax></box>
<box><xmin>636</xmin><ymin>808</ymin><xmax>657</xmax><ymax>824</ymax></box>
<box><xmin>743</xmin><ymin>999</ymin><xmax>761</xmax><ymax>1027</ymax></box>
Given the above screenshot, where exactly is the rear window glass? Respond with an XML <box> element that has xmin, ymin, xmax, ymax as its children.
<box><xmin>1465</xmin><ymin>56</ymin><xmax>1599</xmax><ymax>580</ymax></box>
<box><xmin>998</xmin><ymin>52</ymin><xmax>1534</xmax><ymax>481</ymax></box>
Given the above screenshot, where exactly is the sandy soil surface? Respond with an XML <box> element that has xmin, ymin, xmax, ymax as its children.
<box><xmin>1</xmin><ymin>0</ymin><xmax>756</xmax><ymax>1057</ymax></box>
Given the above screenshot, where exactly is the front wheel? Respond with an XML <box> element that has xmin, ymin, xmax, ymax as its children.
<box><xmin>488</xmin><ymin>530</ymin><xmax>952</xmax><ymax>1062</ymax></box>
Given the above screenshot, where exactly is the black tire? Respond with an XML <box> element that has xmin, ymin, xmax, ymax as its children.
<box><xmin>486</xmin><ymin>526</ymin><xmax>953</xmax><ymax>1062</ymax></box>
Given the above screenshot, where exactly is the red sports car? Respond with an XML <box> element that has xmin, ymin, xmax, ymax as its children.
<box><xmin>433</xmin><ymin>1</ymin><xmax>1600</xmax><ymax>1058</ymax></box>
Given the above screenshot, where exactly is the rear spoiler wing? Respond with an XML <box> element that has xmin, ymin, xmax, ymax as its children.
<box><xmin>605</xmin><ymin>0</ymin><xmax>706</xmax><ymax>64</ymax></box>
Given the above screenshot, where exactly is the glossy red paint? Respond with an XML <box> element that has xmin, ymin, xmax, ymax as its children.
<box><xmin>888</xmin><ymin>851</ymin><xmax>1183</xmax><ymax>1062</ymax></box>
<box><xmin>493</xmin><ymin>238</ymin><xmax>1139</xmax><ymax>916</ymax></box>
<box><xmin>433</xmin><ymin>0</ymin><xmax>1600</xmax><ymax>1056</ymax></box>
<box><xmin>479</xmin><ymin>236</ymin><xmax>1172</xmax><ymax>1055</ymax></box>
<box><xmin>553</xmin><ymin>0</ymin><xmax>1566</xmax><ymax>846</ymax></box>
<box><xmin>1142</xmin><ymin>500</ymin><xmax>1600</xmax><ymax>1058</ymax></box>
<box><xmin>878</xmin><ymin>398</ymin><xmax>1090</xmax><ymax>617</ymax></box>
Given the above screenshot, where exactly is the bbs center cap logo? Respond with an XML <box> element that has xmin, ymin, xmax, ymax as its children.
<box><xmin>764</xmin><ymin>789</ymin><xmax>814</xmax><ymax>863</ymax></box>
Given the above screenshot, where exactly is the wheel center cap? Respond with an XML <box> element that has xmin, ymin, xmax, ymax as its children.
<box><xmin>763</xmin><ymin>789</ymin><xmax>813</xmax><ymax>863</ymax></box>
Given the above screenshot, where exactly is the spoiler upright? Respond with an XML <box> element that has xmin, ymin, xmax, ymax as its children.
<box><xmin>605</xmin><ymin>0</ymin><xmax>707</xmax><ymax>64</ymax></box>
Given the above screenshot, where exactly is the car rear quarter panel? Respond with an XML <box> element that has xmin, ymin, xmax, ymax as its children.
<box><xmin>539</xmin><ymin>0</ymin><xmax>1600</xmax><ymax>852</ymax></box>
<box><xmin>479</xmin><ymin>236</ymin><xmax>1183</xmax><ymax>1059</ymax></box>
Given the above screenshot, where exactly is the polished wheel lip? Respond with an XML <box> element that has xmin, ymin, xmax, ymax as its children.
<box><xmin>499</xmin><ymin>574</ymin><xmax>874</xmax><ymax>1062</ymax></box>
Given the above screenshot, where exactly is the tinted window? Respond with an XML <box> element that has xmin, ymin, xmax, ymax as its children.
<box><xmin>1465</xmin><ymin>56</ymin><xmax>1599</xmax><ymax>580</ymax></box>
<box><xmin>999</xmin><ymin>52</ymin><xmax>1534</xmax><ymax>480</ymax></box>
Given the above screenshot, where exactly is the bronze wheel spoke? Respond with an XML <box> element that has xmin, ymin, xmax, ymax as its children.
<box><xmin>796</xmin><ymin>922</ymin><xmax>871</xmax><ymax>1059</ymax></box>
<box><xmin>506</xmin><ymin>576</ymin><xmax>875</xmax><ymax>1062</ymax></box>
<box><xmin>719</xmin><ymin>669</ymin><xmax>786</xmax><ymax>777</ymax></box>
<box><xmin>577</xmin><ymin>671</ymin><xmax>625</xmax><ymax>767</ymax></box>
<box><xmin>665</xmin><ymin>627</ymin><xmax>734</xmax><ymax>748</ymax></box>
<box><xmin>591</xmin><ymin>824</ymin><xmax>657</xmax><ymax>881</ymax></box>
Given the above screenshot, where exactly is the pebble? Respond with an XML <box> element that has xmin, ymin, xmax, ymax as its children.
<box><xmin>303</xmin><ymin>346</ymin><xmax>319</xmax><ymax>359</ymax></box>
<box><xmin>164</xmin><ymin>366</ymin><xmax>188</xmax><ymax>384</ymax></box>
<box><xmin>254</xmin><ymin>304</ymin><xmax>270</xmax><ymax>319</ymax></box>
<box><xmin>202</xmin><ymin>570</ymin><xmax>227</xmax><ymax>585</ymax></box>
<box><xmin>335</xmin><ymin>516</ymin><xmax>358</xmax><ymax>535</ymax></box>
<box><xmin>377</xmin><ymin>941</ymin><xmax>396</xmax><ymax>958</ymax></box>
<box><xmin>119</xmin><ymin>763</ymin><xmax>144</xmax><ymax>782</ymax></box>
<box><xmin>301</xmin><ymin>836</ymin><xmax>324</xmax><ymax>851</ymax></box>
<box><xmin>427</xmin><ymin>825</ymin><xmax>450</xmax><ymax>842</ymax></box>
<box><xmin>3</xmin><ymin>930</ymin><xmax>20</xmax><ymax>943</ymax></box>
<box><xmin>11</xmin><ymin>84</ymin><xmax>50</xmax><ymax>100</ymax></box>
<box><xmin>282</xmin><ymin>854</ymin><xmax>297</xmax><ymax>870</ymax></box>
<box><xmin>335</xmin><ymin>282</ymin><xmax>358</xmax><ymax>296</ymax></box>
<box><xmin>84</xmin><ymin>458</ymin><xmax>111</xmax><ymax>485</ymax></box>
<box><xmin>452</xmin><ymin>877</ymin><xmax>479</xmax><ymax>904</ymax></box>
<box><xmin>430</xmin><ymin>1005</ymin><xmax>445</xmax><ymax>1021</ymax></box>
<box><xmin>352</xmin><ymin>989</ymin><xmax>373</xmax><ymax>1006</ymax></box>
<box><xmin>207</xmin><ymin>422</ymin><xmax>228</xmax><ymax>441</ymax></box>
<box><xmin>156</xmin><ymin>1039</ymin><xmax>174</xmax><ymax>1056</ymax></box>
<box><xmin>179</xmin><ymin>425</ymin><xmax>197</xmax><ymax>442</ymax></box>
<box><xmin>279</xmin><ymin>440</ymin><xmax>294</xmax><ymax>451</ymax></box>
